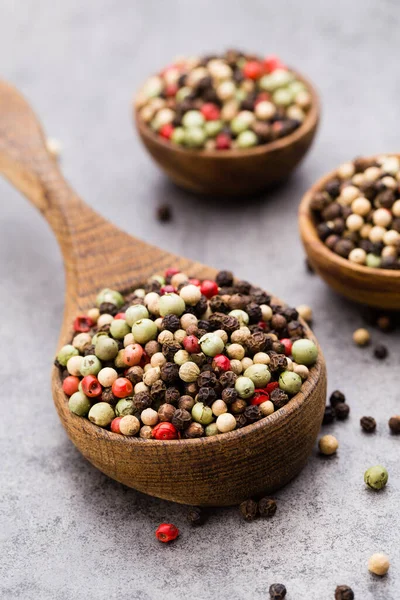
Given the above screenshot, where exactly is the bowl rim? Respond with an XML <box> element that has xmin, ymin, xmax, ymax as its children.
<box><xmin>299</xmin><ymin>155</ymin><xmax>400</xmax><ymax>280</ymax></box>
<box><xmin>134</xmin><ymin>69</ymin><xmax>320</xmax><ymax>159</ymax></box>
<box><xmin>54</xmin><ymin>318</ymin><xmax>325</xmax><ymax>448</ymax></box>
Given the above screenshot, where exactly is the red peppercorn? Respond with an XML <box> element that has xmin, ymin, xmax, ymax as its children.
<box><xmin>114</xmin><ymin>312</ymin><xmax>126</xmax><ymax>320</ymax></box>
<box><xmin>155</xmin><ymin>523</ymin><xmax>179</xmax><ymax>543</ymax></box>
<box><xmin>160</xmin><ymin>284</ymin><xmax>176</xmax><ymax>295</ymax></box>
<box><xmin>257</xmin><ymin>320</ymin><xmax>267</xmax><ymax>330</ymax></box>
<box><xmin>215</xmin><ymin>133</ymin><xmax>231</xmax><ymax>150</ymax></box>
<box><xmin>62</xmin><ymin>376</ymin><xmax>80</xmax><ymax>396</ymax></box>
<box><xmin>81</xmin><ymin>375</ymin><xmax>102</xmax><ymax>398</ymax></box>
<box><xmin>280</xmin><ymin>338</ymin><xmax>292</xmax><ymax>356</ymax></box>
<box><xmin>139</xmin><ymin>351</ymin><xmax>150</xmax><ymax>367</ymax></box>
<box><xmin>159</xmin><ymin>124</ymin><xmax>174</xmax><ymax>140</ymax></box>
<box><xmin>165</xmin><ymin>84</ymin><xmax>178</xmax><ymax>97</ymax></box>
<box><xmin>251</xmin><ymin>389</ymin><xmax>270</xmax><ymax>405</ymax></box>
<box><xmin>152</xmin><ymin>422</ymin><xmax>179</xmax><ymax>440</ymax></box>
<box><xmin>212</xmin><ymin>354</ymin><xmax>231</xmax><ymax>372</ymax></box>
<box><xmin>73</xmin><ymin>315</ymin><xmax>94</xmax><ymax>333</ymax></box>
<box><xmin>200</xmin><ymin>280</ymin><xmax>219</xmax><ymax>298</ymax></box>
<box><xmin>243</xmin><ymin>60</ymin><xmax>263</xmax><ymax>80</ymax></box>
<box><xmin>124</xmin><ymin>343</ymin><xmax>144</xmax><ymax>366</ymax></box>
<box><xmin>110</xmin><ymin>417</ymin><xmax>123</xmax><ymax>434</ymax></box>
<box><xmin>201</xmin><ymin>102</ymin><xmax>221</xmax><ymax>121</ymax></box>
<box><xmin>165</xmin><ymin>267</ymin><xmax>180</xmax><ymax>278</ymax></box>
<box><xmin>264</xmin><ymin>54</ymin><xmax>286</xmax><ymax>73</ymax></box>
<box><xmin>254</xmin><ymin>92</ymin><xmax>271</xmax><ymax>105</ymax></box>
<box><xmin>183</xmin><ymin>335</ymin><xmax>201</xmax><ymax>354</ymax></box>
<box><xmin>112</xmin><ymin>377</ymin><xmax>133</xmax><ymax>399</ymax></box>
<box><xmin>266</xmin><ymin>381</ymin><xmax>279</xmax><ymax>394</ymax></box>
<box><xmin>189</xmin><ymin>278</ymin><xmax>201</xmax><ymax>286</ymax></box>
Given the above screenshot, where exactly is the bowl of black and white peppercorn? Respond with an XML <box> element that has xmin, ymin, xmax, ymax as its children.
<box><xmin>299</xmin><ymin>154</ymin><xmax>400</xmax><ymax>309</ymax></box>
<box><xmin>134</xmin><ymin>49</ymin><xmax>320</xmax><ymax>196</ymax></box>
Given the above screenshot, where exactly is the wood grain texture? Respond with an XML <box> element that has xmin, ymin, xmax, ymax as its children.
<box><xmin>134</xmin><ymin>72</ymin><xmax>320</xmax><ymax>196</ymax></box>
<box><xmin>299</xmin><ymin>161</ymin><xmax>400</xmax><ymax>310</ymax></box>
<box><xmin>0</xmin><ymin>80</ymin><xmax>327</xmax><ymax>506</ymax></box>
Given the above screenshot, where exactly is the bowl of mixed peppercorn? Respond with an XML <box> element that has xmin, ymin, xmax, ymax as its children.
<box><xmin>134</xmin><ymin>49</ymin><xmax>319</xmax><ymax>195</ymax></box>
<box><xmin>300</xmin><ymin>155</ymin><xmax>400</xmax><ymax>309</ymax></box>
<box><xmin>55</xmin><ymin>268</ymin><xmax>326</xmax><ymax>506</ymax></box>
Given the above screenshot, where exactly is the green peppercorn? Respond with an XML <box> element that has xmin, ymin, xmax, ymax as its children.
<box><xmin>184</xmin><ymin>126</ymin><xmax>206</xmax><ymax>148</ymax></box>
<box><xmin>132</xmin><ymin>318</ymin><xmax>158</xmax><ymax>344</ymax></box>
<box><xmin>88</xmin><ymin>402</ymin><xmax>115</xmax><ymax>427</ymax></box>
<box><xmin>205</xmin><ymin>423</ymin><xmax>219</xmax><ymax>436</ymax></box>
<box><xmin>237</xmin><ymin>130</ymin><xmax>258</xmax><ymax>148</ymax></box>
<box><xmin>68</xmin><ymin>391</ymin><xmax>91</xmax><ymax>416</ymax></box>
<box><xmin>291</xmin><ymin>339</ymin><xmax>318</xmax><ymax>366</ymax></box>
<box><xmin>366</xmin><ymin>253</ymin><xmax>382</xmax><ymax>268</ymax></box>
<box><xmin>199</xmin><ymin>333</ymin><xmax>225</xmax><ymax>357</ymax></box>
<box><xmin>95</xmin><ymin>336</ymin><xmax>119</xmax><ymax>361</ymax></box>
<box><xmin>182</xmin><ymin>110</ymin><xmax>205</xmax><ymax>128</ymax></box>
<box><xmin>115</xmin><ymin>398</ymin><xmax>135</xmax><ymax>417</ymax></box>
<box><xmin>91</xmin><ymin>331</ymin><xmax>108</xmax><ymax>345</ymax></box>
<box><xmin>235</xmin><ymin>376</ymin><xmax>255</xmax><ymax>399</ymax></box>
<box><xmin>288</xmin><ymin>80</ymin><xmax>306</xmax><ymax>95</ymax></box>
<box><xmin>125</xmin><ymin>304</ymin><xmax>149</xmax><ymax>326</ymax></box>
<box><xmin>260</xmin><ymin>68</ymin><xmax>293</xmax><ymax>92</ymax></box>
<box><xmin>279</xmin><ymin>370</ymin><xmax>302</xmax><ymax>395</ymax></box>
<box><xmin>80</xmin><ymin>354</ymin><xmax>102</xmax><ymax>376</ymax></box>
<box><xmin>171</xmin><ymin>126</ymin><xmax>185</xmax><ymax>145</ymax></box>
<box><xmin>110</xmin><ymin>319</ymin><xmax>131</xmax><ymax>339</ymax></box>
<box><xmin>231</xmin><ymin>112</ymin><xmax>254</xmax><ymax>135</ymax></box>
<box><xmin>57</xmin><ymin>344</ymin><xmax>79</xmax><ymax>366</ymax></box>
<box><xmin>192</xmin><ymin>402</ymin><xmax>214</xmax><ymax>425</ymax></box>
<box><xmin>229</xmin><ymin>309</ymin><xmax>249</xmax><ymax>325</ymax></box>
<box><xmin>159</xmin><ymin>293</ymin><xmax>186</xmax><ymax>317</ymax></box>
<box><xmin>176</xmin><ymin>86</ymin><xmax>191</xmax><ymax>102</ymax></box>
<box><xmin>272</xmin><ymin>88</ymin><xmax>293</xmax><ymax>107</ymax></box>
<box><xmin>244</xmin><ymin>364</ymin><xmax>271</xmax><ymax>387</ymax></box>
<box><xmin>364</xmin><ymin>465</ymin><xmax>389</xmax><ymax>490</ymax></box>
<box><xmin>96</xmin><ymin>288</ymin><xmax>124</xmax><ymax>308</ymax></box>
<box><xmin>204</xmin><ymin>120</ymin><xmax>223</xmax><ymax>138</ymax></box>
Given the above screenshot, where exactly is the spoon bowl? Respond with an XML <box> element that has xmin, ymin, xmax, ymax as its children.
<box><xmin>0</xmin><ymin>81</ymin><xmax>326</xmax><ymax>505</ymax></box>
<box><xmin>134</xmin><ymin>72</ymin><xmax>320</xmax><ymax>196</ymax></box>
<box><xmin>299</xmin><ymin>159</ymin><xmax>400</xmax><ymax>310</ymax></box>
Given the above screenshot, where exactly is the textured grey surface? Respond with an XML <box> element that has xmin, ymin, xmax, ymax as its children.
<box><xmin>0</xmin><ymin>1</ymin><xmax>399</xmax><ymax>598</ymax></box>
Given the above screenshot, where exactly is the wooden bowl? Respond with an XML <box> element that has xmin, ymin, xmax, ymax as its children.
<box><xmin>0</xmin><ymin>80</ymin><xmax>327</xmax><ymax>507</ymax></box>
<box><xmin>299</xmin><ymin>158</ymin><xmax>400</xmax><ymax>310</ymax></box>
<box><xmin>134</xmin><ymin>72</ymin><xmax>320</xmax><ymax>196</ymax></box>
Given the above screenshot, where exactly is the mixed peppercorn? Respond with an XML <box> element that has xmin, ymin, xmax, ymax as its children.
<box><xmin>310</xmin><ymin>155</ymin><xmax>400</xmax><ymax>269</ymax></box>
<box><xmin>55</xmin><ymin>269</ymin><xmax>318</xmax><ymax>439</ymax></box>
<box><xmin>135</xmin><ymin>50</ymin><xmax>312</xmax><ymax>151</ymax></box>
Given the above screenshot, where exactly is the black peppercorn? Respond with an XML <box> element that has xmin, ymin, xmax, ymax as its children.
<box><xmin>133</xmin><ymin>391</ymin><xmax>152</xmax><ymax>411</ymax></box>
<box><xmin>335</xmin><ymin>403</ymin><xmax>350</xmax><ymax>420</ymax></box>
<box><xmin>184</xmin><ymin>422</ymin><xmax>204</xmax><ymax>438</ymax></box>
<box><xmin>360</xmin><ymin>416</ymin><xmax>376</xmax><ymax>433</ymax></box>
<box><xmin>197</xmin><ymin>387</ymin><xmax>217</xmax><ymax>406</ymax></box>
<box><xmin>144</xmin><ymin>340</ymin><xmax>160</xmax><ymax>357</ymax></box>
<box><xmin>187</xmin><ymin>507</ymin><xmax>205</xmax><ymax>526</ymax></box>
<box><xmin>164</xmin><ymin>387</ymin><xmax>180</xmax><ymax>404</ymax></box>
<box><xmin>221</xmin><ymin>387</ymin><xmax>238</xmax><ymax>405</ymax></box>
<box><xmin>228</xmin><ymin>293</ymin><xmax>248</xmax><ymax>310</ymax></box>
<box><xmin>270</xmin><ymin>388</ymin><xmax>289</xmax><ymax>409</ymax></box>
<box><xmin>322</xmin><ymin>202</ymin><xmax>342</xmax><ymax>221</ymax></box>
<box><xmin>235</xmin><ymin>280</ymin><xmax>251</xmax><ymax>295</ymax></box>
<box><xmin>162</xmin><ymin>341</ymin><xmax>182</xmax><ymax>362</ymax></box>
<box><xmin>376</xmin><ymin>315</ymin><xmax>394</xmax><ymax>332</ymax></box>
<box><xmin>374</xmin><ymin>344</ymin><xmax>388</xmax><ymax>359</ymax></box>
<box><xmin>193</xmin><ymin>295</ymin><xmax>208</xmax><ymax>317</ymax></box>
<box><xmin>334</xmin><ymin>239</ymin><xmax>354</xmax><ymax>258</ymax></box>
<box><xmin>209</xmin><ymin>295</ymin><xmax>229</xmax><ymax>313</ymax></box>
<box><xmin>160</xmin><ymin>362</ymin><xmax>180</xmax><ymax>384</ymax></box>
<box><xmin>239</xmin><ymin>499</ymin><xmax>258</xmax><ymax>521</ymax></box>
<box><xmin>246</xmin><ymin>302</ymin><xmax>262</xmax><ymax>324</ymax></box>
<box><xmin>98</xmin><ymin>301</ymin><xmax>119</xmax><ymax>316</ymax></box>
<box><xmin>83</xmin><ymin>344</ymin><xmax>96</xmax><ymax>356</ymax></box>
<box><xmin>219</xmin><ymin>371</ymin><xmax>238</xmax><ymax>388</ymax></box>
<box><xmin>244</xmin><ymin>405</ymin><xmax>262</xmax><ymax>423</ymax></box>
<box><xmin>322</xmin><ymin>405</ymin><xmax>336</xmax><ymax>425</ymax></box>
<box><xmin>325</xmin><ymin>178</ymin><xmax>341</xmax><ymax>198</ymax></box>
<box><xmin>157</xmin><ymin>403</ymin><xmax>176</xmax><ymax>422</ymax></box>
<box><xmin>235</xmin><ymin>414</ymin><xmax>248</xmax><ymax>428</ymax></box>
<box><xmin>335</xmin><ymin>585</ymin><xmax>354</xmax><ymax>600</ymax></box>
<box><xmin>269</xmin><ymin>354</ymin><xmax>288</xmax><ymax>373</ymax></box>
<box><xmin>258</xmin><ymin>497</ymin><xmax>277</xmax><ymax>518</ymax></box>
<box><xmin>271</xmin><ymin>314</ymin><xmax>287</xmax><ymax>331</ymax></box>
<box><xmin>310</xmin><ymin>191</ymin><xmax>330</xmax><ymax>211</ymax></box>
<box><xmin>156</xmin><ymin>204</ymin><xmax>172</xmax><ymax>223</ymax></box>
<box><xmin>197</xmin><ymin>370</ymin><xmax>218</xmax><ymax>388</ymax></box>
<box><xmin>184</xmin><ymin>382</ymin><xmax>198</xmax><ymax>397</ymax></box>
<box><xmin>221</xmin><ymin>314</ymin><xmax>240</xmax><ymax>334</ymax></box>
<box><xmin>317</xmin><ymin>222</ymin><xmax>333</xmax><ymax>240</ymax></box>
<box><xmin>125</xmin><ymin>366</ymin><xmax>143</xmax><ymax>385</ymax></box>
<box><xmin>283</xmin><ymin>306</ymin><xmax>298</xmax><ymax>322</ymax></box>
<box><xmin>330</xmin><ymin>390</ymin><xmax>346</xmax><ymax>407</ymax></box>
<box><xmin>246</xmin><ymin>332</ymin><xmax>268</xmax><ymax>355</ymax></box>
<box><xmin>216</xmin><ymin>270</ymin><xmax>233</xmax><ymax>287</ymax></box>
<box><xmin>102</xmin><ymin>387</ymin><xmax>117</xmax><ymax>406</ymax></box>
<box><xmin>231</xmin><ymin>398</ymin><xmax>247</xmax><ymax>414</ymax></box>
<box><xmin>172</xmin><ymin>408</ymin><xmax>192</xmax><ymax>430</ymax></box>
<box><xmin>161</xmin><ymin>314</ymin><xmax>181</xmax><ymax>332</ymax></box>
<box><xmin>178</xmin><ymin>395</ymin><xmax>195</xmax><ymax>411</ymax></box>
<box><xmin>287</xmin><ymin>320</ymin><xmax>304</xmax><ymax>338</ymax></box>
<box><xmin>150</xmin><ymin>380</ymin><xmax>166</xmax><ymax>403</ymax></box>
<box><xmin>269</xmin><ymin>583</ymin><xmax>287</xmax><ymax>599</ymax></box>
<box><xmin>389</xmin><ymin>415</ymin><xmax>400</xmax><ymax>434</ymax></box>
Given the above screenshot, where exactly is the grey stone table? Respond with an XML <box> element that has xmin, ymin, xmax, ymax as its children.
<box><xmin>0</xmin><ymin>1</ymin><xmax>399</xmax><ymax>598</ymax></box>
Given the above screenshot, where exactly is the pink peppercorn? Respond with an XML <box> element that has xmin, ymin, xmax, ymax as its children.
<box><xmin>251</xmin><ymin>389</ymin><xmax>270</xmax><ymax>405</ymax></box>
<box><xmin>183</xmin><ymin>335</ymin><xmax>200</xmax><ymax>354</ymax></box>
<box><xmin>159</xmin><ymin>124</ymin><xmax>174</xmax><ymax>140</ymax></box>
<box><xmin>266</xmin><ymin>382</ymin><xmax>279</xmax><ymax>394</ymax></box>
<box><xmin>201</xmin><ymin>103</ymin><xmax>221</xmax><ymax>121</ymax></box>
<box><xmin>114</xmin><ymin>312</ymin><xmax>126</xmax><ymax>320</ymax></box>
<box><xmin>215</xmin><ymin>133</ymin><xmax>231</xmax><ymax>150</ymax></box>
<box><xmin>62</xmin><ymin>376</ymin><xmax>80</xmax><ymax>396</ymax></box>
<box><xmin>160</xmin><ymin>284</ymin><xmax>176</xmax><ymax>295</ymax></box>
<box><xmin>155</xmin><ymin>523</ymin><xmax>179</xmax><ymax>543</ymax></box>
<box><xmin>264</xmin><ymin>55</ymin><xmax>286</xmax><ymax>72</ymax></box>
<box><xmin>165</xmin><ymin>267</ymin><xmax>180</xmax><ymax>278</ymax></box>
<box><xmin>110</xmin><ymin>417</ymin><xmax>122</xmax><ymax>434</ymax></box>
<box><xmin>212</xmin><ymin>354</ymin><xmax>231</xmax><ymax>372</ymax></box>
<box><xmin>243</xmin><ymin>60</ymin><xmax>263</xmax><ymax>80</ymax></box>
<box><xmin>189</xmin><ymin>278</ymin><xmax>201</xmax><ymax>286</ymax></box>
<box><xmin>124</xmin><ymin>343</ymin><xmax>144</xmax><ymax>366</ymax></box>
<box><xmin>73</xmin><ymin>315</ymin><xmax>94</xmax><ymax>333</ymax></box>
<box><xmin>200</xmin><ymin>280</ymin><xmax>219</xmax><ymax>298</ymax></box>
<box><xmin>152</xmin><ymin>422</ymin><xmax>178</xmax><ymax>440</ymax></box>
<box><xmin>280</xmin><ymin>338</ymin><xmax>292</xmax><ymax>356</ymax></box>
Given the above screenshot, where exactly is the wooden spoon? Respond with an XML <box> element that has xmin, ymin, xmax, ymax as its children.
<box><xmin>0</xmin><ymin>81</ymin><xmax>326</xmax><ymax>506</ymax></box>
